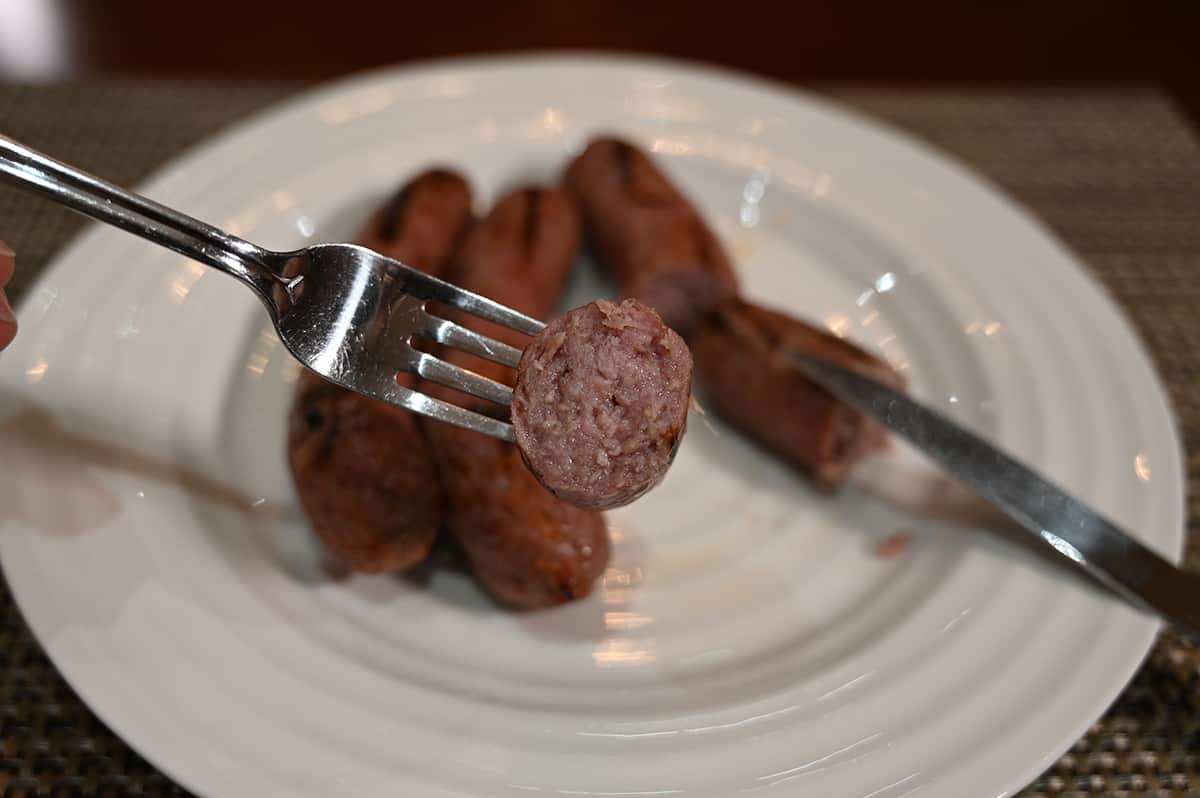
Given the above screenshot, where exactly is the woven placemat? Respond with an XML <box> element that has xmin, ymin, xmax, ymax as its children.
<box><xmin>1</xmin><ymin>79</ymin><xmax>1199</xmax><ymax>797</ymax></box>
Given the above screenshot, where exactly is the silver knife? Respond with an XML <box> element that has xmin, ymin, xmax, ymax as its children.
<box><xmin>788</xmin><ymin>350</ymin><xmax>1198</xmax><ymax>637</ymax></box>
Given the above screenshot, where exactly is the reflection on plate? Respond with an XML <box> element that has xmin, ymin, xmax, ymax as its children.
<box><xmin>0</xmin><ymin>55</ymin><xmax>1183</xmax><ymax>797</ymax></box>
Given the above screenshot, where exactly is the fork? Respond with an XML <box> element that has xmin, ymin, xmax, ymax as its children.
<box><xmin>0</xmin><ymin>134</ymin><xmax>541</xmax><ymax>442</ymax></box>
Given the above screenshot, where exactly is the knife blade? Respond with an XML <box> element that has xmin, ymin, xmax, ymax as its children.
<box><xmin>788</xmin><ymin>349</ymin><xmax>1198</xmax><ymax>637</ymax></box>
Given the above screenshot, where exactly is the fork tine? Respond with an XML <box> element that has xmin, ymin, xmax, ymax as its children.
<box><xmin>386</xmin><ymin>381</ymin><xmax>516</xmax><ymax>442</ymax></box>
<box><xmin>392</xmin><ymin>263</ymin><xmax>546</xmax><ymax>337</ymax></box>
<box><xmin>413</xmin><ymin>352</ymin><xmax>514</xmax><ymax>407</ymax></box>
<box><xmin>312</xmin><ymin>369</ymin><xmax>516</xmax><ymax>442</ymax></box>
<box><xmin>414</xmin><ymin>311</ymin><xmax>523</xmax><ymax>369</ymax></box>
<box><xmin>354</xmin><ymin>245</ymin><xmax>544</xmax><ymax>335</ymax></box>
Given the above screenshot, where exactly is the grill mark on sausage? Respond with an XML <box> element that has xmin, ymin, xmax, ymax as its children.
<box><xmin>378</xmin><ymin>184</ymin><xmax>414</xmax><ymax>241</ymax></box>
<box><xmin>521</xmin><ymin>188</ymin><xmax>543</xmax><ymax>257</ymax></box>
<box><xmin>707</xmin><ymin>309</ymin><xmax>732</xmax><ymax>335</ymax></box>
<box><xmin>752</xmin><ymin>315</ymin><xmax>782</xmax><ymax>349</ymax></box>
<box><xmin>303</xmin><ymin>405</ymin><xmax>325</xmax><ymax>430</ymax></box>
<box><xmin>709</xmin><ymin>301</ymin><xmax>779</xmax><ymax>353</ymax></box>
<box><xmin>314</xmin><ymin>410</ymin><xmax>341</xmax><ymax>464</ymax></box>
<box><xmin>614</xmin><ymin>140</ymin><xmax>635</xmax><ymax>187</ymax></box>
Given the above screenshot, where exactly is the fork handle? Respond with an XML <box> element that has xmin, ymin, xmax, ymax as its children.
<box><xmin>0</xmin><ymin>134</ymin><xmax>281</xmax><ymax>302</ymax></box>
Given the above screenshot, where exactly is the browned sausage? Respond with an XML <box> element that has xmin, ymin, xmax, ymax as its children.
<box><xmin>288</xmin><ymin>373</ymin><xmax>445</xmax><ymax>573</ymax></box>
<box><xmin>692</xmin><ymin>298</ymin><xmax>905</xmax><ymax>490</ymax></box>
<box><xmin>287</xmin><ymin>169</ymin><xmax>473</xmax><ymax>573</ymax></box>
<box><xmin>567</xmin><ymin>137</ymin><xmax>902</xmax><ymax>489</ymax></box>
<box><xmin>421</xmin><ymin>187</ymin><xmax>610</xmax><ymax>608</ymax></box>
<box><xmin>511</xmin><ymin>298</ymin><xmax>692</xmax><ymax>510</ymax></box>
<box><xmin>355</xmin><ymin>169</ymin><xmax>476</xmax><ymax>275</ymax></box>
<box><xmin>563</xmin><ymin>137</ymin><xmax>739</xmax><ymax>338</ymax></box>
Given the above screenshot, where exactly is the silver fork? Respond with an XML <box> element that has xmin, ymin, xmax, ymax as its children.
<box><xmin>0</xmin><ymin>134</ymin><xmax>541</xmax><ymax>442</ymax></box>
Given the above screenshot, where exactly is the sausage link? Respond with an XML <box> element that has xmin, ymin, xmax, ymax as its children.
<box><xmin>287</xmin><ymin>169</ymin><xmax>473</xmax><ymax>572</ymax></box>
<box><xmin>693</xmin><ymin>299</ymin><xmax>905</xmax><ymax>490</ymax></box>
<box><xmin>567</xmin><ymin>138</ymin><xmax>902</xmax><ymax>489</ymax></box>
<box><xmin>563</xmin><ymin>137</ymin><xmax>739</xmax><ymax>338</ymax></box>
<box><xmin>422</xmin><ymin>187</ymin><xmax>610</xmax><ymax>608</ymax></box>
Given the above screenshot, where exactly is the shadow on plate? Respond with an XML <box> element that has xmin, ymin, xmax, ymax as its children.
<box><xmin>0</xmin><ymin>403</ymin><xmax>296</xmax><ymax>538</ymax></box>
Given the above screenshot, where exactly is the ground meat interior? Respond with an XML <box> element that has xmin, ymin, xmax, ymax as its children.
<box><xmin>512</xmin><ymin>298</ymin><xmax>693</xmax><ymax>510</ymax></box>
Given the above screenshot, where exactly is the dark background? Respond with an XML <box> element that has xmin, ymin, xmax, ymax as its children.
<box><xmin>3</xmin><ymin>0</ymin><xmax>1199</xmax><ymax>126</ymax></box>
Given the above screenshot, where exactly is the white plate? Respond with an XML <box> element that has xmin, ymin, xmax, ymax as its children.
<box><xmin>0</xmin><ymin>55</ymin><xmax>1183</xmax><ymax>797</ymax></box>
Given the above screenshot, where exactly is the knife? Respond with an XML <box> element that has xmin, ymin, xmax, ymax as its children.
<box><xmin>788</xmin><ymin>350</ymin><xmax>1199</xmax><ymax>638</ymax></box>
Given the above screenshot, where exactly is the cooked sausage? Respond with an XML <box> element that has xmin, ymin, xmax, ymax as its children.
<box><xmin>512</xmin><ymin>298</ymin><xmax>692</xmax><ymax>510</ymax></box>
<box><xmin>567</xmin><ymin>137</ymin><xmax>902</xmax><ymax>489</ymax></box>
<box><xmin>563</xmin><ymin>137</ymin><xmax>739</xmax><ymax>338</ymax></box>
<box><xmin>421</xmin><ymin>187</ymin><xmax>610</xmax><ymax>608</ymax></box>
<box><xmin>287</xmin><ymin>169</ymin><xmax>473</xmax><ymax>573</ymax></box>
<box><xmin>692</xmin><ymin>298</ymin><xmax>905</xmax><ymax>490</ymax></box>
<box><xmin>288</xmin><ymin>372</ymin><xmax>444</xmax><ymax>573</ymax></box>
<box><xmin>355</xmin><ymin>169</ymin><xmax>475</xmax><ymax>274</ymax></box>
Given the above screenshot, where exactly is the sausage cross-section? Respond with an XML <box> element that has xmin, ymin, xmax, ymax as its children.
<box><xmin>512</xmin><ymin>298</ymin><xmax>692</xmax><ymax>510</ymax></box>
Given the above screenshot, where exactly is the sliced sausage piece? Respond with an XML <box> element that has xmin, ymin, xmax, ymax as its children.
<box><xmin>692</xmin><ymin>298</ymin><xmax>905</xmax><ymax>490</ymax></box>
<box><xmin>421</xmin><ymin>187</ymin><xmax>610</xmax><ymax>608</ymax></box>
<box><xmin>512</xmin><ymin>298</ymin><xmax>692</xmax><ymax>510</ymax></box>
<box><xmin>287</xmin><ymin>169</ymin><xmax>473</xmax><ymax>573</ymax></box>
<box><xmin>563</xmin><ymin>137</ymin><xmax>738</xmax><ymax>338</ymax></box>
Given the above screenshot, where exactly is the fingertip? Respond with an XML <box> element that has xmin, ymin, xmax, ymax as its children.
<box><xmin>0</xmin><ymin>290</ymin><xmax>16</xmax><ymax>351</ymax></box>
<box><xmin>0</xmin><ymin>320</ymin><xmax>15</xmax><ymax>352</ymax></box>
<box><xmin>0</xmin><ymin>241</ymin><xmax>13</xmax><ymax>288</ymax></box>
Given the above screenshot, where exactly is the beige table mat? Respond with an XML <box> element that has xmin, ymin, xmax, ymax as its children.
<box><xmin>0</xmin><ymin>80</ymin><xmax>1198</xmax><ymax>797</ymax></box>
